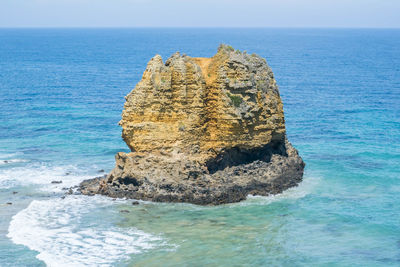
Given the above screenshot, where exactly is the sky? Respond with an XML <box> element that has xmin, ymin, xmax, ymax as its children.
<box><xmin>0</xmin><ymin>0</ymin><xmax>399</xmax><ymax>28</ymax></box>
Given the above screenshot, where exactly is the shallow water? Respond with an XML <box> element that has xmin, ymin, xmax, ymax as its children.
<box><xmin>0</xmin><ymin>28</ymin><xmax>399</xmax><ymax>266</ymax></box>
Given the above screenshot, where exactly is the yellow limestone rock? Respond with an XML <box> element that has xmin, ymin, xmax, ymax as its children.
<box><xmin>120</xmin><ymin>45</ymin><xmax>285</xmax><ymax>160</ymax></box>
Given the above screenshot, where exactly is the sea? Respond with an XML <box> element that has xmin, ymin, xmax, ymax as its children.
<box><xmin>0</xmin><ymin>28</ymin><xmax>399</xmax><ymax>266</ymax></box>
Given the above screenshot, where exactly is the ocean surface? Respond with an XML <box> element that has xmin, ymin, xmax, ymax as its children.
<box><xmin>0</xmin><ymin>28</ymin><xmax>399</xmax><ymax>266</ymax></box>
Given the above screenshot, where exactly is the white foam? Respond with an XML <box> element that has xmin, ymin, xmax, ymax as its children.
<box><xmin>0</xmin><ymin>163</ymin><xmax>96</xmax><ymax>191</ymax></box>
<box><xmin>0</xmin><ymin>159</ymin><xmax>29</xmax><ymax>165</ymax></box>
<box><xmin>243</xmin><ymin>176</ymin><xmax>320</xmax><ymax>206</ymax></box>
<box><xmin>0</xmin><ymin>151</ymin><xmax>24</xmax><ymax>158</ymax></box>
<box><xmin>8</xmin><ymin>195</ymin><xmax>164</xmax><ymax>267</ymax></box>
<box><xmin>0</xmin><ymin>151</ymin><xmax>28</xmax><ymax>165</ymax></box>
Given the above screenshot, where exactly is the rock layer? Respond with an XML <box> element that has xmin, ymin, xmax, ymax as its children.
<box><xmin>80</xmin><ymin>45</ymin><xmax>305</xmax><ymax>205</ymax></box>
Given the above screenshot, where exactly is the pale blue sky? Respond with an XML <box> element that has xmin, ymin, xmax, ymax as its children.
<box><xmin>0</xmin><ymin>0</ymin><xmax>399</xmax><ymax>28</ymax></box>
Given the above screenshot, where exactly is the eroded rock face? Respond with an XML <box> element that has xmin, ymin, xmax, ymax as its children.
<box><xmin>80</xmin><ymin>45</ymin><xmax>305</xmax><ymax>205</ymax></box>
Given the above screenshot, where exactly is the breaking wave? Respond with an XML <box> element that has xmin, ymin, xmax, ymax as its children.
<box><xmin>8</xmin><ymin>195</ymin><xmax>165</xmax><ymax>266</ymax></box>
<box><xmin>0</xmin><ymin>163</ymin><xmax>98</xmax><ymax>191</ymax></box>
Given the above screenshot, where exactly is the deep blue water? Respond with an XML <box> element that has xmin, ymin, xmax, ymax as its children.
<box><xmin>0</xmin><ymin>28</ymin><xmax>399</xmax><ymax>266</ymax></box>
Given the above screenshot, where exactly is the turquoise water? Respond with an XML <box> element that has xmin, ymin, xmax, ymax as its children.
<box><xmin>0</xmin><ymin>29</ymin><xmax>399</xmax><ymax>266</ymax></box>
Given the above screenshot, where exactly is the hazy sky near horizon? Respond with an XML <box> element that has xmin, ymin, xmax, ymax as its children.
<box><xmin>0</xmin><ymin>0</ymin><xmax>399</xmax><ymax>28</ymax></box>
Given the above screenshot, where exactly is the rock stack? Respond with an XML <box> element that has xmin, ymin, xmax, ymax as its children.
<box><xmin>80</xmin><ymin>45</ymin><xmax>305</xmax><ymax>205</ymax></box>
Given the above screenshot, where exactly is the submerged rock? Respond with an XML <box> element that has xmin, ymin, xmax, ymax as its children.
<box><xmin>119</xmin><ymin>210</ymin><xmax>130</xmax><ymax>213</ymax></box>
<box><xmin>80</xmin><ymin>44</ymin><xmax>305</xmax><ymax>205</ymax></box>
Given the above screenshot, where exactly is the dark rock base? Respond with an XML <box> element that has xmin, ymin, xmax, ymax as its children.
<box><xmin>79</xmin><ymin>142</ymin><xmax>305</xmax><ymax>205</ymax></box>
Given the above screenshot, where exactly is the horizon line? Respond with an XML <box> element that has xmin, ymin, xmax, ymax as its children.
<box><xmin>1</xmin><ymin>26</ymin><xmax>400</xmax><ymax>30</ymax></box>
